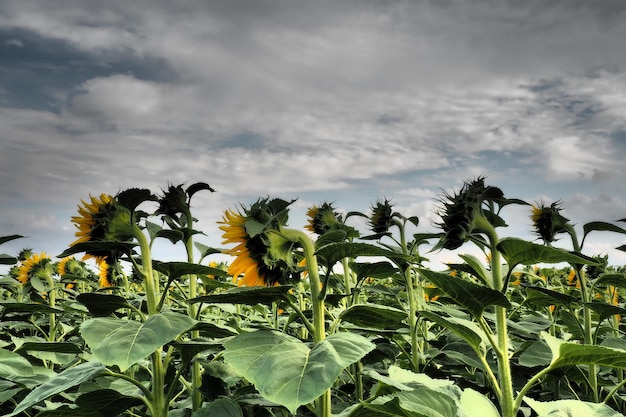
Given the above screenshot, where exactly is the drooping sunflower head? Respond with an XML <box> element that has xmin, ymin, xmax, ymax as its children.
<box><xmin>57</xmin><ymin>256</ymin><xmax>82</xmax><ymax>276</ymax></box>
<box><xmin>70</xmin><ymin>194</ymin><xmax>135</xmax><ymax>247</ymax></box>
<box><xmin>435</xmin><ymin>176</ymin><xmax>505</xmax><ymax>250</ymax></box>
<box><xmin>305</xmin><ymin>202</ymin><xmax>344</xmax><ymax>235</ymax></box>
<box><xmin>531</xmin><ymin>201</ymin><xmax>570</xmax><ymax>244</ymax></box>
<box><xmin>156</xmin><ymin>182</ymin><xmax>215</xmax><ymax>220</ymax></box>
<box><xmin>369</xmin><ymin>199</ymin><xmax>395</xmax><ymax>235</ymax></box>
<box><xmin>97</xmin><ymin>259</ymin><xmax>117</xmax><ymax>288</ymax></box>
<box><xmin>585</xmin><ymin>254</ymin><xmax>608</xmax><ymax>280</ymax></box>
<box><xmin>219</xmin><ymin>198</ymin><xmax>300</xmax><ymax>287</ymax></box>
<box><xmin>16</xmin><ymin>252</ymin><xmax>53</xmax><ymax>285</ymax></box>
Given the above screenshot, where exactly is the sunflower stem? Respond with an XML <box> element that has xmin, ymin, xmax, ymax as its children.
<box><xmin>475</xmin><ymin>215</ymin><xmax>515</xmax><ymax>417</ymax></box>
<box><xmin>293</xmin><ymin>230</ymin><xmax>330</xmax><ymax>417</ymax></box>
<box><xmin>133</xmin><ymin>225</ymin><xmax>167</xmax><ymax>417</ymax></box>
<box><xmin>566</xmin><ymin>223</ymin><xmax>599</xmax><ymax>403</ymax></box>
<box><xmin>183</xmin><ymin>207</ymin><xmax>203</xmax><ymax>412</ymax></box>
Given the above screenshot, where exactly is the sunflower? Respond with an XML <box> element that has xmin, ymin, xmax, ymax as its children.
<box><xmin>219</xmin><ymin>198</ymin><xmax>300</xmax><ymax>287</ymax></box>
<box><xmin>369</xmin><ymin>199</ymin><xmax>394</xmax><ymax>235</ymax></box>
<box><xmin>219</xmin><ymin>209</ymin><xmax>271</xmax><ymax>286</ymax></box>
<box><xmin>17</xmin><ymin>252</ymin><xmax>52</xmax><ymax>284</ymax></box>
<box><xmin>435</xmin><ymin>176</ymin><xmax>505</xmax><ymax>250</ymax></box>
<box><xmin>530</xmin><ymin>202</ymin><xmax>569</xmax><ymax>244</ymax></box>
<box><xmin>70</xmin><ymin>193</ymin><xmax>136</xmax><ymax>262</ymax></box>
<box><xmin>305</xmin><ymin>202</ymin><xmax>343</xmax><ymax>235</ymax></box>
<box><xmin>98</xmin><ymin>259</ymin><xmax>115</xmax><ymax>288</ymax></box>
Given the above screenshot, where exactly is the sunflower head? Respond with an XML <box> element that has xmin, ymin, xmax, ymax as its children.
<box><xmin>57</xmin><ymin>256</ymin><xmax>83</xmax><ymax>276</ymax></box>
<box><xmin>369</xmin><ymin>199</ymin><xmax>395</xmax><ymax>236</ymax></box>
<box><xmin>531</xmin><ymin>201</ymin><xmax>570</xmax><ymax>244</ymax></box>
<box><xmin>435</xmin><ymin>176</ymin><xmax>505</xmax><ymax>250</ymax></box>
<box><xmin>585</xmin><ymin>254</ymin><xmax>608</xmax><ymax>280</ymax></box>
<box><xmin>71</xmin><ymin>194</ymin><xmax>136</xmax><ymax>246</ymax></box>
<box><xmin>305</xmin><ymin>202</ymin><xmax>344</xmax><ymax>235</ymax></box>
<box><xmin>156</xmin><ymin>182</ymin><xmax>215</xmax><ymax>220</ymax></box>
<box><xmin>16</xmin><ymin>252</ymin><xmax>53</xmax><ymax>285</ymax></box>
<box><xmin>97</xmin><ymin>258</ymin><xmax>121</xmax><ymax>288</ymax></box>
<box><xmin>219</xmin><ymin>198</ymin><xmax>301</xmax><ymax>286</ymax></box>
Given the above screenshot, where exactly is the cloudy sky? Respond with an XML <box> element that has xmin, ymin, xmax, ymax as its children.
<box><xmin>2</xmin><ymin>0</ymin><xmax>626</xmax><ymax>272</ymax></box>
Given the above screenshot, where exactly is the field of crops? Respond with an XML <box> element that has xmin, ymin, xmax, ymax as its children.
<box><xmin>2</xmin><ymin>178</ymin><xmax>626</xmax><ymax>417</ymax></box>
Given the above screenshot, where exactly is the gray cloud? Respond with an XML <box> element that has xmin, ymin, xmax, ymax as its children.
<box><xmin>1</xmin><ymin>0</ymin><xmax>626</xmax><ymax>267</ymax></box>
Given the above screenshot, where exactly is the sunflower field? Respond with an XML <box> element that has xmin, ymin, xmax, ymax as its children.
<box><xmin>2</xmin><ymin>179</ymin><xmax>626</xmax><ymax>417</ymax></box>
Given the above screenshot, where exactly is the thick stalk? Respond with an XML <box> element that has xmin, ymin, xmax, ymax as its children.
<box><xmin>133</xmin><ymin>226</ymin><xmax>167</xmax><ymax>417</ymax></box>
<box><xmin>183</xmin><ymin>208</ymin><xmax>203</xmax><ymax>411</ymax></box>
<box><xmin>565</xmin><ymin>223</ymin><xmax>598</xmax><ymax>403</ymax></box>
<box><xmin>477</xmin><ymin>217</ymin><xmax>515</xmax><ymax>417</ymax></box>
<box><xmin>404</xmin><ymin>268</ymin><xmax>422</xmax><ymax>372</ymax></box>
<box><xmin>294</xmin><ymin>231</ymin><xmax>330</xmax><ymax>417</ymax></box>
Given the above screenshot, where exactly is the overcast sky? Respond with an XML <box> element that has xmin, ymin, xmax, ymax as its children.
<box><xmin>2</xmin><ymin>0</ymin><xmax>626</xmax><ymax>272</ymax></box>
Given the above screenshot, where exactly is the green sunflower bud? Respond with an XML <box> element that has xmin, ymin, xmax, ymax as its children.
<box><xmin>531</xmin><ymin>202</ymin><xmax>570</xmax><ymax>244</ymax></box>
<box><xmin>369</xmin><ymin>199</ymin><xmax>394</xmax><ymax>235</ymax></box>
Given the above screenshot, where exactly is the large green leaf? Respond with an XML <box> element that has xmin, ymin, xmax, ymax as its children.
<box><xmin>0</xmin><ymin>348</ymin><xmax>36</xmax><ymax>381</ymax></box>
<box><xmin>222</xmin><ymin>330</ymin><xmax>374</xmax><ymax>413</ymax></box>
<box><xmin>152</xmin><ymin>261</ymin><xmax>227</xmax><ymax>280</ymax></box>
<box><xmin>352</xmin><ymin>397</ymin><xmax>424</xmax><ymax>417</ymax></box>
<box><xmin>497</xmin><ymin>238</ymin><xmax>599</xmax><ymax>268</ymax></box>
<box><xmin>350</xmin><ymin>261</ymin><xmax>402</xmax><ymax>282</ymax></box>
<box><xmin>418</xmin><ymin>269</ymin><xmax>510</xmax><ymax>317</ymax></box>
<box><xmin>543</xmin><ymin>332</ymin><xmax>626</xmax><ymax>370</ymax></box>
<box><xmin>418</xmin><ymin>310</ymin><xmax>486</xmax><ymax>353</ymax></box>
<box><xmin>80</xmin><ymin>312</ymin><xmax>196</xmax><ymax>371</ymax></box>
<box><xmin>315</xmin><ymin>242</ymin><xmax>410</xmax><ymax>269</ymax></box>
<box><xmin>375</xmin><ymin>388</ymin><xmax>458</xmax><ymax>417</ymax></box>
<box><xmin>339</xmin><ymin>304</ymin><xmax>408</xmax><ymax>330</ymax></box>
<box><xmin>76</xmin><ymin>293</ymin><xmax>131</xmax><ymax>317</ymax></box>
<box><xmin>524</xmin><ymin>397</ymin><xmax>624</xmax><ymax>417</ymax></box>
<box><xmin>459</xmin><ymin>388</ymin><xmax>500</xmax><ymax>417</ymax></box>
<box><xmin>193</xmin><ymin>397</ymin><xmax>243</xmax><ymax>417</ymax></box>
<box><xmin>8</xmin><ymin>361</ymin><xmax>105</xmax><ymax>417</ymax></box>
<box><xmin>582</xmin><ymin>221</ymin><xmax>626</xmax><ymax>247</ymax></box>
<box><xmin>74</xmin><ymin>388</ymin><xmax>143</xmax><ymax>416</ymax></box>
<box><xmin>189</xmin><ymin>285</ymin><xmax>293</xmax><ymax>305</ymax></box>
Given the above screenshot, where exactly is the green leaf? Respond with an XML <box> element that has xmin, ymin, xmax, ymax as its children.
<box><xmin>80</xmin><ymin>312</ymin><xmax>196</xmax><ymax>371</ymax></box>
<box><xmin>189</xmin><ymin>285</ymin><xmax>293</xmax><ymax>305</ymax></box>
<box><xmin>582</xmin><ymin>221</ymin><xmax>626</xmax><ymax>245</ymax></box>
<box><xmin>15</xmin><ymin>342</ymin><xmax>82</xmax><ymax>354</ymax></box>
<box><xmin>339</xmin><ymin>304</ymin><xmax>408</xmax><ymax>330</ymax></box>
<box><xmin>8</xmin><ymin>361</ymin><xmax>105</xmax><ymax>417</ymax></box>
<box><xmin>0</xmin><ymin>348</ymin><xmax>36</xmax><ymax>380</ymax></box>
<box><xmin>497</xmin><ymin>238</ymin><xmax>599</xmax><ymax>268</ymax></box>
<box><xmin>373</xmin><ymin>388</ymin><xmax>458</xmax><ymax>417</ymax></box>
<box><xmin>193</xmin><ymin>397</ymin><xmax>243</xmax><ymax>417</ymax></box>
<box><xmin>524</xmin><ymin>397</ymin><xmax>625</xmax><ymax>417</ymax></box>
<box><xmin>457</xmin><ymin>254</ymin><xmax>491</xmax><ymax>286</ymax></box>
<box><xmin>0</xmin><ymin>302</ymin><xmax>65</xmax><ymax>315</ymax></box>
<box><xmin>417</xmin><ymin>310</ymin><xmax>486</xmax><ymax>353</ymax></box>
<box><xmin>350</xmin><ymin>261</ymin><xmax>402</xmax><ymax>282</ymax></box>
<box><xmin>0</xmin><ymin>234</ymin><xmax>23</xmax><ymax>245</ymax></box>
<box><xmin>585</xmin><ymin>301</ymin><xmax>626</xmax><ymax>323</ymax></box>
<box><xmin>34</xmin><ymin>405</ymin><xmax>101</xmax><ymax>417</ymax></box>
<box><xmin>75</xmin><ymin>388</ymin><xmax>143</xmax><ymax>415</ymax></box>
<box><xmin>518</xmin><ymin>340</ymin><xmax>552</xmax><ymax>368</ymax></box>
<box><xmin>152</xmin><ymin>261</ymin><xmax>225</xmax><ymax>280</ymax></box>
<box><xmin>0</xmin><ymin>254</ymin><xmax>17</xmax><ymax>265</ymax></box>
<box><xmin>459</xmin><ymin>388</ymin><xmax>500</xmax><ymax>417</ymax></box>
<box><xmin>352</xmin><ymin>397</ymin><xmax>424</xmax><ymax>417</ymax></box>
<box><xmin>524</xmin><ymin>286</ymin><xmax>578</xmax><ymax>308</ymax></box>
<box><xmin>76</xmin><ymin>293</ymin><xmax>131</xmax><ymax>317</ymax></box>
<box><xmin>222</xmin><ymin>330</ymin><xmax>374</xmax><ymax>413</ymax></box>
<box><xmin>315</xmin><ymin>242</ymin><xmax>410</xmax><ymax>269</ymax></box>
<box><xmin>418</xmin><ymin>269</ymin><xmax>510</xmax><ymax>317</ymax></box>
<box><xmin>543</xmin><ymin>332</ymin><xmax>626</xmax><ymax>370</ymax></box>
<box><xmin>58</xmin><ymin>241</ymin><xmax>136</xmax><ymax>258</ymax></box>
<box><xmin>593</xmin><ymin>273</ymin><xmax>626</xmax><ymax>289</ymax></box>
